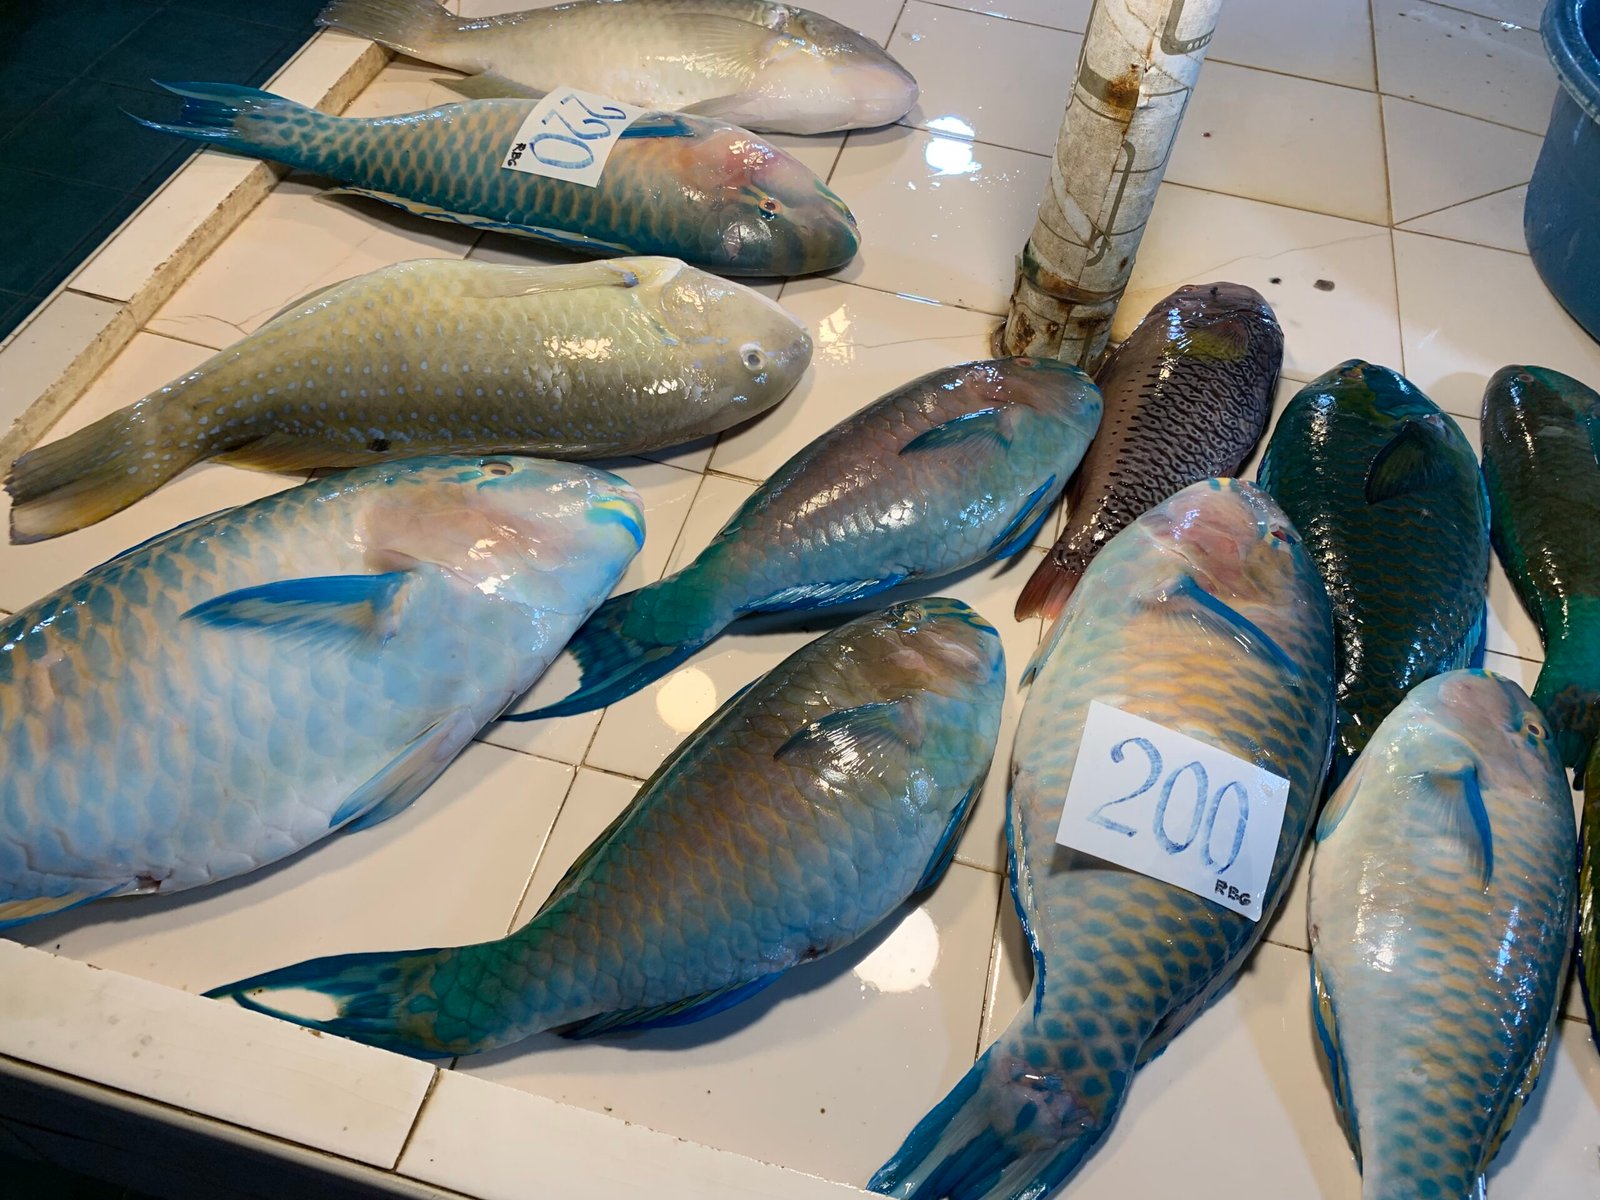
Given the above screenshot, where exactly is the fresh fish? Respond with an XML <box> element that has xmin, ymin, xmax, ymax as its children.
<box><xmin>204</xmin><ymin>597</ymin><xmax>1004</xmax><ymax>1057</ymax></box>
<box><xmin>872</xmin><ymin>479</ymin><xmax>1335</xmax><ymax>1200</ymax></box>
<box><xmin>1482</xmin><ymin>365</ymin><xmax>1600</xmax><ymax>768</ymax></box>
<box><xmin>1257</xmin><ymin>360</ymin><xmax>1490</xmax><ymax>786</ymax></box>
<box><xmin>6</xmin><ymin>257</ymin><xmax>810</xmax><ymax>542</ymax></box>
<box><xmin>1307</xmin><ymin>669</ymin><xmax>1576</xmax><ymax>1200</ymax></box>
<box><xmin>317</xmin><ymin>0</ymin><xmax>919</xmax><ymax>136</ymax></box>
<box><xmin>522</xmin><ymin>357</ymin><xmax>1103</xmax><ymax>720</ymax></box>
<box><xmin>134</xmin><ymin>82</ymin><xmax>859</xmax><ymax>276</ymax></box>
<box><xmin>1014</xmin><ymin>282</ymin><xmax>1281</xmax><ymax>622</ymax></box>
<box><xmin>0</xmin><ymin>457</ymin><xmax>642</xmax><ymax>929</ymax></box>
<box><xmin>1580</xmin><ymin>745</ymin><xmax>1600</xmax><ymax>1052</ymax></box>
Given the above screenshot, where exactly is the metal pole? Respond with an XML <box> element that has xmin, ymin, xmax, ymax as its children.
<box><xmin>999</xmin><ymin>0</ymin><xmax>1224</xmax><ymax>370</ymax></box>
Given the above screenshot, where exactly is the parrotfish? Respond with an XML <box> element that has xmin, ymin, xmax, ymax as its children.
<box><xmin>1580</xmin><ymin>745</ymin><xmax>1600</xmax><ymax>1053</ymax></box>
<box><xmin>1481</xmin><ymin>365</ymin><xmax>1600</xmax><ymax>768</ymax></box>
<box><xmin>872</xmin><ymin>479</ymin><xmax>1335</xmax><ymax>1200</ymax></box>
<box><xmin>1257</xmin><ymin>360</ymin><xmax>1490</xmax><ymax>786</ymax></box>
<box><xmin>134</xmin><ymin>82</ymin><xmax>859</xmax><ymax>276</ymax></box>
<box><xmin>7</xmin><ymin>257</ymin><xmax>810</xmax><ymax>542</ymax></box>
<box><xmin>1014</xmin><ymin>282</ymin><xmax>1281</xmax><ymax>622</ymax></box>
<box><xmin>1307</xmin><ymin>669</ymin><xmax>1576</xmax><ymax>1200</ymax></box>
<box><xmin>0</xmin><ymin>457</ymin><xmax>642</xmax><ymax>928</ymax></box>
<box><xmin>522</xmin><ymin>357</ymin><xmax>1102</xmax><ymax>720</ymax></box>
<box><xmin>205</xmin><ymin>597</ymin><xmax>1005</xmax><ymax>1058</ymax></box>
<box><xmin>317</xmin><ymin>0</ymin><xmax>919</xmax><ymax>135</ymax></box>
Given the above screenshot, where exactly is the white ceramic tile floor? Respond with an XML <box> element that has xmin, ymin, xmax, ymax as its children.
<box><xmin>6</xmin><ymin>1</ymin><xmax>1600</xmax><ymax>1196</ymax></box>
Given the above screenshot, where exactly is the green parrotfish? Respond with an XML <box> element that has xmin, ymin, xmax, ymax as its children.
<box><xmin>205</xmin><ymin>598</ymin><xmax>1005</xmax><ymax>1058</ymax></box>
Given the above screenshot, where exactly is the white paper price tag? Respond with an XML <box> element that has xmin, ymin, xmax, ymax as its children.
<box><xmin>1054</xmin><ymin>701</ymin><xmax>1289</xmax><ymax>921</ymax></box>
<box><xmin>501</xmin><ymin>87</ymin><xmax>647</xmax><ymax>187</ymax></box>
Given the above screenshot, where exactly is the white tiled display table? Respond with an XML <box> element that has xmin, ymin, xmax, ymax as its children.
<box><xmin>3</xmin><ymin>1</ymin><xmax>1599</xmax><ymax>1197</ymax></box>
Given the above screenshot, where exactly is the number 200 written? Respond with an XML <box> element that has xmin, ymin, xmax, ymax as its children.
<box><xmin>1089</xmin><ymin>736</ymin><xmax>1256</xmax><ymax>905</ymax></box>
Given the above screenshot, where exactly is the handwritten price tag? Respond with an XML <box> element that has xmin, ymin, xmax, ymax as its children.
<box><xmin>1055</xmin><ymin>702</ymin><xmax>1289</xmax><ymax>920</ymax></box>
<box><xmin>501</xmin><ymin>87</ymin><xmax>647</xmax><ymax>187</ymax></box>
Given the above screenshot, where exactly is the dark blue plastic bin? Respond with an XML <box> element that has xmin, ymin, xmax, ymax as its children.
<box><xmin>1527</xmin><ymin>0</ymin><xmax>1600</xmax><ymax>342</ymax></box>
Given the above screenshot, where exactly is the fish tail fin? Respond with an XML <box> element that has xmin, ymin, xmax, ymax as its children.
<box><xmin>315</xmin><ymin>0</ymin><xmax>460</xmax><ymax>58</ymax></box>
<box><xmin>131</xmin><ymin>82</ymin><xmax>324</xmax><ymax>165</ymax></box>
<box><xmin>870</xmin><ymin>1008</ymin><xmax>1129</xmax><ymax>1199</ymax></box>
<box><xmin>1534</xmin><ymin>609</ymin><xmax>1600</xmax><ymax>768</ymax></box>
<box><xmin>510</xmin><ymin>577</ymin><xmax>726</xmax><ymax>721</ymax></box>
<box><xmin>205</xmin><ymin>941</ymin><xmax>526</xmax><ymax>1059</ymax></box>
<box><xmin>1013</xmin><ymin>550</ymin><xmax>1085</xmax><ymax>622</ymax></box>
<box><xmin>7</xmin><ymin>401</ymin><xmax>206</xmax><ymax>541</ymax></box>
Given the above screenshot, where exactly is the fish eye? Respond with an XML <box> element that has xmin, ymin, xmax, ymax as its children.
<box><xmin>740</xmin><ymin>344</ymin><xmax>767</xmax><ymax>372</ymax></box>
<box><xmin>759</xmin><ymin>196</ymin><xmax>781</xmax><ymax>220</ymax></box>
<box><xmin>484</xmin><ymin>460</ymin><xmax>514</xmax><ymax>477</ymax></box>
<box><xmin>1526</xmin><ymin>720</ymin><xmax>1547</xmax><ymax>739</ymax></box>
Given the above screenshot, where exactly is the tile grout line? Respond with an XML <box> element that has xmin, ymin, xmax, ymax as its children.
<box><xmin>1373</xmin><ymin>0</ymin><xmax>1409</xmax><ymax>379</ymax></box>
<box><xmin>498</xmin><ymin>765</ymin><xmax>585</xmax><ymax>938</ymax></box>
<box><xmin>1384</xmin><ymin>91</ymin><xmax>1548</xmax><ymax>138</ymax></box>
<box><xmin>1391</xmin><ymin>223</ymin><xmax>1530</xmax><ymax>257</ymax></box>
<box><xmin>390</xmin><ymin>1068</ymin><xmax>443</xmax><ymax>1172</ymax></box>
<box><xmin>1394</xmin><ymin>178</ymin><xmax>1530</xmax><ymax>226</ymax></box>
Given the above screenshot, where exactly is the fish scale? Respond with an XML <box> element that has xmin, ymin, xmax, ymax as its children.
<box><xmin>207</xmin><ymin>599</ymin><xmax>1004</xmax><ymax>1058</ymax></box>
<box><xmin>135</xmin><ymin>82</ymin><xmax>857</xmax><ymax>275</ymax></box>
<box><xmin>0</xmin><ymin>457</ymin><xmax>642</xmax><ymax>927</ymax></box>
<box><xmin>1257</xmin><ymin>361</ymin><xmax>1490</xmax><ymax>786</ymax></box>
<box><xmin>1015</xmin><ymin>282</ymin><xmax>1281</xmax><ymax>622</ymax></box>
<box><xmin>1308</xmin><ymin>670</ymin><xmax>1575</xmax><ymax>1199</ymax></box>
<box><xmin>873</xmin><ymin>479</ymin><xmax>1335</xmax><ymax>1200</ymax></box>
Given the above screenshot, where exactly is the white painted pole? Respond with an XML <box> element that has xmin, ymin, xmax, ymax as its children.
<box><xmin>999</xmin><ymin>0</ymin><xmax>1225</xmax><ymax>369</ymax></box>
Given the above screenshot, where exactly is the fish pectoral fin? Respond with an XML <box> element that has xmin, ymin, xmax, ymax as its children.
<box><xmin>181</xmin><ymin>572</ymin><xmax>411</xmax><ymax>648</ymax></box>
<box><xmin>1316</xmin><ymin>747</ymin><xmax>1368</xmax><ymax>841</ymax></box>
<box><xmin>1152</xmin><ymin>572</ymin><xmax>1301</xmax><ymax>680</ymax></box>
<box><xmin>646</xmin><ymin>15</ymin><xmax>779</xmax><ymax>86</ymax></box>
<box><xmin>899</xmin><ymin>406</ymin><xmax>1010</xmax><ymax>458</ymax></box>
<box><xmin>758</xmin><ymin>575</ymin><xmax>904</xmax><ymax>612</ymax></box>
<box><xmin>323</xmin><ymin>188</ymin><xmax>636</xmax><ymax>255</ymax></box>
<box><xmin>328</xmin><ymin>707</ymin><xmax>479</xmax><ymax>832</ymax></box>
<box><xmin>987</xmin><ymin>475</ymin><xmax>1058</xmax><ymax>559</ymax></box>
<box><xmin>1310</xmin><ymin>958</ymin><xmax>1361</xmax><ymax>1160</ymax></box>
<box><xmin>1363</xmin><ymin>414</ymin><xmax>1454</xmax><ymax>503</ymax></box>
<box><xmin>446</xmin><ymin>71</ymin><xmax>545</xmax><ymax>101</ymax></box>
<box><xmin>465</xmin><ymin>258</ymin><xmax>645</xmax><ymax>299</ymax></box>
<box><xmin>556</xmin><ymin>974</ymin><xmax>782</xmax><ymax>1039</ymax></box>
<box><xmin>775</xmin><ymin>696</ymin><xmax>924</xmax><ymax>767</ymax></box>
<box><xmin>1409</xmin><ymin>754</ymin><xmax>1494</xmax><ymax>888</ymax></box>
<box><xmin>0</xmin><ymin>883</ymin><xmax>130</xmax><ymax>930</ymax></box>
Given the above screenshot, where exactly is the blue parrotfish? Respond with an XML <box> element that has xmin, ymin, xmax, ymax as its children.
<box><xmin>0</xmin><ymin>457</ymin><xmax>642</xmax><ymax>928</ymax></box>
<box><xmin>317</xmin><ymin>0</ymin><xmax>919</xmax><ymax>135</ymax></box>
<box><xmin>204</xmin><ymin>597</ymin><xmax>1005</xmax><ymax>1058</ymax></box>
<box><xmin>1308</xmin><ymin>669</ymin><xmax>1576</xmax><ymax>1200</ymax></box>
<box><xmin>7</xmin><ymin>257</ymin><xmax>810</xmax><ymax>542</ymax></box>
<box><xmin>1257</xmin><ymin>360</ymin><xmax>1490</xmax><ymax>787</ymax></box>
<box><xmin>872</xmin><ymin>479</ymin><xmax>1336</xmax><ymax>1200</ymax></box>
<box><xmin>133</xmin><ymin>81</ymin><xmax>859</xmax><ymax>276</ymax></box>
<box><xmin>519</xmin><ymin>356</ymin><xmax>1103</xmax><ymax>721</ymax></box>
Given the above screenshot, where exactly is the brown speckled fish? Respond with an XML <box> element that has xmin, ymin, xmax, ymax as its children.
<box><xmin>1015</xmin><ymin>283</ymin><xmax>1282</xmax><ymax>622</ymax></box>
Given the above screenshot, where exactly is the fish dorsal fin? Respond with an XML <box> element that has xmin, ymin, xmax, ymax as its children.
<box><xmin>987</xmin><ymin>476</ymin><xmax>1058</xmax><ymax>559</ymax></box>
<box><xmin>1364</xmin><ymin>414</ymin><xmax>1453</xmax><ymax>504</ymax></box>
<box><xmin>327</xmin><ymin>708</ymin><xmax>479</xmax><ymax>832</ymax></box>
<box><xmin>776</xmin><ymin>697</ymin><xmax>923</xmax><ymax>767</ymax></box>
<box><xmin>464</xmin><ymin>259</ymin><xmax>644</xmax><ymax>299</ymax></box>
<box><xmin>1154</xmin><ymin>573</ymin><xmax>1300</xmax><ymax>680</ymax></box>
<box><xmin>0</xmin><ymin>882</ymin><xmax>131</xmax><ymax>931</ymax></box>
<box><xmin>555</xmin><ymin>975</ymin><xmax>781</xmax><ymax>1039</ymax></box>
<box><xmin>1481</xmin><ymin>1012</ymin><xmax>1558</xmax><ymax>1172</ymax></box>
<box><xmin>1311</xmin><ymin>958</ymin><xmax>1362</xmax><ymax>1159</ymax></box>
<box><xmin>915</xmin><ymin>781</ymin><xmax>980</xmax><ymax>891</ymax></box>
<box><xmin>1022</xmin><ymin>608</ymin><xmax>1072</xmax><ymax>687</ymax></box>
<box><xmin>181</xmin><ymin>572</ymin><xmax>410</xmax><ymax>648</ymax></box>
<box><xmin>448</xmin><ymin>71</ymin><xmax>545</xmax><ymax>101</ymax></box>
<box><xmin>1316</xmin><ymin>749</ymin><xmax>1369</xmax><ymax>841</ymax></box>
<box><xmin>899</xmin><ymin>407</ymin><xmax>1010</xmax><ymax>458</ymax></box>
<box><xmin>1408</xmin><ymin>747</ymin><xmax>1494</xmax><ymax>889</ymax></box>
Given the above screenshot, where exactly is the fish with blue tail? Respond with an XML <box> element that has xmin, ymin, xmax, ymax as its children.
<box><xmin>1308</xmin><ymin>669</ymin><xmax>1576</xmax><ymax>1199</ymax></box>
<box><xmin>515</xmin><ymin>356</ymin><xmax>1102</xmax><ymax>721</ymax></box>
<box><xmin>871</xmin><ymin>479</ymin><xmax>1336</xmax><ymax>1200</ymax></box>
<box><xmin>0</xmin><ymin>457</ymin><xmax>642</xmax><ymax>928</ymax></box>
<box><xmin>1257</xmin><ymin>360</ymin><xmax>1490</xmax><ymax>787</ymax></box>
<box><xmin>1481</xmin><ymin>365</ymin><xmax>1600</xmax><ymax>768</ymax></box>
<box><xmin>132</xmin><ymin>81</ymin><xmax>858</xmax><ymax>276</ymax></box>
<box><xmin>205</xmin><ymin>597</ymin><xmax>1005</xmax><ymax>1058</ymax></box>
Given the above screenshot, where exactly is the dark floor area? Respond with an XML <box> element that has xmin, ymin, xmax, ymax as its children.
<box><xmin>0</xmin><ymin>0</ymin><xmax>329</xmax><ymax>341</ymax></box>
<box><xmin>0</xmin><ymin>1148</ymin><xmax>157</xmax><ymax>1200</ymax></box>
